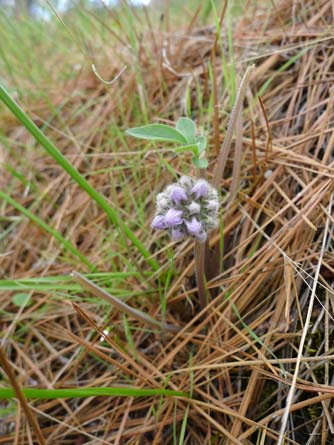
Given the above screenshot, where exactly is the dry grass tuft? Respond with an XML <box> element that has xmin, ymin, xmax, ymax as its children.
<box><xmin>2</xmin><ymin>1</ymin><xmax>334</xmax><ymax>444</ymax></box>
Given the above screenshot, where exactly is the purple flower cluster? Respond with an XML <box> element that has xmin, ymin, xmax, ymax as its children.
<box><xmin>152</xmin><ymin>176</ymin><xmax>219</xmax><ymax>242</ymax></box>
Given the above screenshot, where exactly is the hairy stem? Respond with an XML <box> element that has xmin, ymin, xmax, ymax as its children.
<box><xmin>195</xmin><ymin>241</ymin><xmax>207</xmax><ymax>309</ymax></box>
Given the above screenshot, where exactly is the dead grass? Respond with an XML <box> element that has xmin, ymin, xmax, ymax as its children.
<box><xmin>1</xmin><ymin>0</ymin><xmax>334</xmax><ymax>444</ymax></box>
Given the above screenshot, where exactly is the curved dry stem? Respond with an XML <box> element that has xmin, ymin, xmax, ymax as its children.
<box><xmin>212</xmin><ymin>64</ymin><xmax>255</xmax><ymax>189</ymax></box>
<box><xmin>72</xmin><ymin>272</ymin><xmax>180</xmax><ymax>333</ymax></box>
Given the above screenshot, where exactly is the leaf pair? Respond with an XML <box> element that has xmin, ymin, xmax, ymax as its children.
<box><xmin>126</xmin><ymin>117</ymin><xmax>208</xmax><ymax>169</ymax></box>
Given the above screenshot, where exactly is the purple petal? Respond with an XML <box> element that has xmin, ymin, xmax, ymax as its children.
<box><xmin>185</xmin><ymin>217</ymin><xmax>202</xmax><ymax>236</ymax></box>
<box><xmin>171</xmin><ymin>228</ymin><xmax>185</xmax><ymax>241</ymax></box>
<box><xmin>164</xmin><ymin>208</ymin><xmax>183</xmax><ymax>227</ymax></box>
<box><xmin>169</xmin><ymin>186</ymin><xmax>188</xmax><ymax>205</ymax></box>
<box><xmin>151</xmin><ymin>215</ymin><xmax>166</xmax><ymax>230</ymax></box>
<box><xmin>191</xmin><ymin>179</ymin><xmax>209</xmax><ymax>199</ymax></box>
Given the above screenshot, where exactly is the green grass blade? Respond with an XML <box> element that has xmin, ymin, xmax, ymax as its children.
<box><xmin>178</xmin><ymin>352</ymin><xmax>194</xmax><ymax>444</ymax></box>
<box><xmin>0</xmin><ymin>272</ymin><xmax>140</xmax><ymax>292</ymax></box>
<box><xmin>0</xmin><ymin>190</ymin><xmax>94</xmax><ymax>270</ymax></box>
<box><xmin>178</xmin><ymin>405</ymin><xmax>190</xmax><ymax>445</ymax></box>
<box><xmin>0</xmin><ymin>85</ymin><xmax>158</xmax><ymax>271</ymax></box>
<box><xmin>0</xmin><ymin>386</ymin><xmax>189</xmax><ymax>400</ymax></box>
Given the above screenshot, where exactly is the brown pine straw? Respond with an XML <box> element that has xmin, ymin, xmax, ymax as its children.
<box><xmin>277</xmin><ymin>194</ymin><xmax>333</xmax><ymax>444</ymax></box>
<box><xmin>3</xmin><ymin>0</ymin><xmax>334</xmax><ymax>443</ymax></box>
<box><xmin>0</xmin><ymin>347</ymin><xmax>46</xmax><ymax>445</ymax></box>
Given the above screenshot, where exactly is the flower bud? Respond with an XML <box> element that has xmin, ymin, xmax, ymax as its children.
<box><xmin>171</xmin><ymin>228</ymin><xmax>186</xmax><ymax>241</ymax></box>
<box><xmin>170</xmin><ymin>186</ymin><xmax>188</xmax><ymax>205</ymax></box>
<box><xmin>151</xmin><ymin>215</ymin><xmax>166</xmax><ymax>229</ymax></box>
<box><xmin>191</xmin><ymin>179</ymin><xmax>209</xmax><ymax>198</ymax></box>
<box><xmin>164</xmin><ymin>208</ymin><xmax>183</xmax><ymax>227</ymax></box>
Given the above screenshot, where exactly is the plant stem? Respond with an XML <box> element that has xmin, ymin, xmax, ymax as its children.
<box><xmin>195</xmin><ymin>239</ymin><xmax>207</xmax><ymax>309</ymax></box>
<box><xmin>193</xmin><ymin>166</ymin><xmax>208</xmax><ymax>309</ymax></box>
<box><xmin>0</xmin><ymin>386</ymin><xmax>188</xmax><ymax>400</ymax></box>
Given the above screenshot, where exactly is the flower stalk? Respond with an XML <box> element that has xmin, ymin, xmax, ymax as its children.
<box><xmin>194</xmin><ymin>240</ymin><xmax>207</xmax><ymax>308</ymax></box>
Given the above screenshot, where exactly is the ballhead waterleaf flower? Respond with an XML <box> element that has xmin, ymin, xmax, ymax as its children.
<box><xmin>169</xmin><ymin>186</ymin><xmax>188</xmax><ymax>205</ymax></box>
<box><xmin>164</xmin><ymin>208</ymin><xmax>184</xmax><ymax>227</ymax></box>
<box><xmin>185</xmin><ymin>217</ymin><xmax>202</xmax><ymax>236</ymax></box>
<box><xmin>151</xmin><ymin>215</ymin><xmax>166</xmax><ymax>230</ymax></box>
<box><xmin>152</xmin><ymin>176</ymin><xmax>219</xmax><ymax>242</ymax></box>
<box><xmin>191</xmin><ymin>179</ymin><xmax>209</xmax><ymax>199</ymax></box>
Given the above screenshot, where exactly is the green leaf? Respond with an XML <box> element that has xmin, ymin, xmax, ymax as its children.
<box><xmin>0</xmin><ymin>386</ymin><xmax>189</xmax><ymax>400</ymax></box>
<box><xmin>193</xmin><ymin>158</ymin><xmax>208</xmax><ymax>169</ymax></box>
<box><xmin>196</xmin><ymin>135</ymin><xmax>207</xmax><ymax>155</ymax></box>
<box><xmin>176</xmin><ymin>117</ymin><xmax>196</xmax><ymax>144</ymax></box>
<box><xmin>126</xmin><ymin>124</ymin><xmax>187</xmax><ymax>144</ymax></box>
<box><xmin>12</xmin><ymin>293</ymin><xmax>32</xmax><ymax>308</ymax></box>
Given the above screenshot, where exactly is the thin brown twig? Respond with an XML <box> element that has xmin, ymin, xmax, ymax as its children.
<box><xmin>212</xmin><ymin>64</ymin><xmax>255</xmax><ymax>189</ymax></box>
<box><xmin>0</xmin><ymin>347</ymin><xmax>46</xmax><ymax>445</ymax></box>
